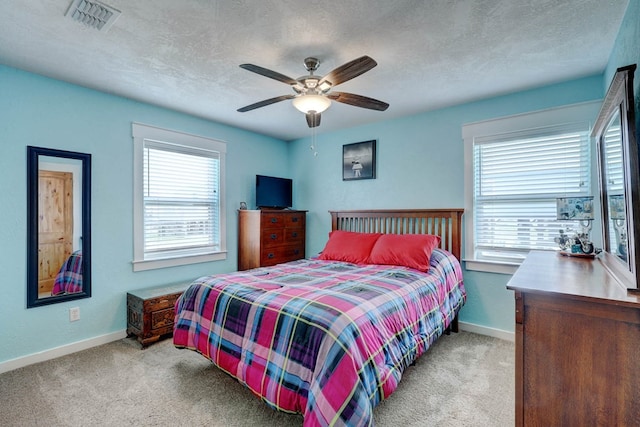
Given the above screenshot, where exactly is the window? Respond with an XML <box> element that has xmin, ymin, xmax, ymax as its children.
<box><xmin>602</xmin><ymin>114</ymin><xmax>624</xmax><ymax>252</ymax></box>
<box><xmin>463</xmin><ymin>102</ymin><xmax>601</xmax><ymax>274</ymax></box>
<box><xmin>132</xmin><ymin>123</ymin><xmax>226</xmax><ymax>271</ymax></box>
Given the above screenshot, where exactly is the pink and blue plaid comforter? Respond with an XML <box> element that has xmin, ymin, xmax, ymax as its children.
<box><xmin>173</xmin><ymin>248</ymin><xmax>465</xmax><ymax>426</ymax></box>
<box><xmin>51</xmin><ymin>250</ymin><xmax>83</xmax><ymax>295</ymax></box>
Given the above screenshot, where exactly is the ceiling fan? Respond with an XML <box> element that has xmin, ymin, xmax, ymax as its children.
<box><xmin>237</xmin><ymin>56</ymin><xmax>389</xmax><ymax>128</ymax></box>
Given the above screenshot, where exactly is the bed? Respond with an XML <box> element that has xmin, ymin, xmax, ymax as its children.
<box><xmin>173</xmin><ymin>209</ymin><xmax>465</xmax><ymax>426</ymax></box>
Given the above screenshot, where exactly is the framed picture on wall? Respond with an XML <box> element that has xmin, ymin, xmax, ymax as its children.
<box><xmin>343</xmin><ymin>140</ymin><xmax>376</xmax><ymax>180</ymax></box>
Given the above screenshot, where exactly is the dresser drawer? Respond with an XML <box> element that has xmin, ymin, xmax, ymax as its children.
<box><xmin>260</xmin><ymin>244</ymin><xmax>305</xmax><ymax>266</ymax></box>
<box><xmin>285</xmin><ymin>228</ymin><xmax>304</xmax><ymax>243</ymax></box>
<box><xmin>262</xmin><ymin>229</ymin><xmax>285</xmax><ymax>246</ymax></box>
<box><xmin>261</xmin><ymin>227</ymin><xmax>305</xmax><ymax>247</ymax></box>
<box><xmin>261</xmin><ymin>212</ymin><xmax>305</xmax><ymax>229</ymax></box>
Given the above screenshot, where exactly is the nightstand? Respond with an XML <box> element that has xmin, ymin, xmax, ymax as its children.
<box><xmin>126</xmin><ymin>282</ymin><xmax>191</xmax><ymax>348</ymax></box>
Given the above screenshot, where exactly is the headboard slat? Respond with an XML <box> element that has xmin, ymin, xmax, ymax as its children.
<box><xmin>330</xmin><ymin>209</ymin><xmax>464</xmax><ymax>260</ymax></box>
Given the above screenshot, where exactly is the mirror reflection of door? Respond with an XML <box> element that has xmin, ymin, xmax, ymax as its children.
<box><xmin>28</xmin><ymin>146</ymin><xmax>91</xmax><ymax>308</ymax></box>
<box><xmin>601</xmin><ymin>110</ymin><xmax>628</xmax><ymax>262</ymax></box>
<box><xmin>37</xmin><ymin>156</ymin><xmax>83</xmax><ymax>299</ymax></box>
<box><xmin>38</xmin><ymin>170</ymin><xmax>74</xmax><ymax>296</ymax></box>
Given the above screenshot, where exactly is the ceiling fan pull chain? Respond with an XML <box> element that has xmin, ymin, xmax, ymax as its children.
<box><xmin>310</xmin><ymin>126</ymin><xmax>318</xmax><ymax>157</ymax></box>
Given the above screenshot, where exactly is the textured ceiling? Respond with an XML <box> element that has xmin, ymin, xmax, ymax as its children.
<box><xmin>0</xmin><ymin>0</ymin><xmax>630</xmax><ymax>141</ymax></box>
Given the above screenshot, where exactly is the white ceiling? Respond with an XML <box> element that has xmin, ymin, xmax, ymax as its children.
<box><xmin>0</xmin><ymin>0</ymin><xmax>629</xmax><ymax>141</ymax></box>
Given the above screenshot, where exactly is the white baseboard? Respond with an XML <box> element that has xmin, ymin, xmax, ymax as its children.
<box><xmin>459</xmin><ymin>321</ymin><xmax>515</xmax><ymax>342</ymax></box>
<box><xmin>0</xmin><ymin>330</ymin><xmax>127</xmax><ymax>374</ymax></box>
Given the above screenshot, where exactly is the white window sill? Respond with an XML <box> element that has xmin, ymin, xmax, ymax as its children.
<box><xmin>463</xmin><ymin>259</ymin><xmax>520</xmax><ymax>275</ymax></box>
<box><xmin>132</xmin><ymin>251</ymin><xmax>227</xmax><ymax>272</ymax></box>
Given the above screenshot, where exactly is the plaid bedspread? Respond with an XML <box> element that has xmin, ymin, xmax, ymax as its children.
<box><xmin>173</xmin><ymin>249</ymin><xmax>465</xmax><ymax>426</ymax></box>
<box><xmin>51</xmin><ymin>250</ymin><xmax>83</xmax><ymax>295</ymax></box>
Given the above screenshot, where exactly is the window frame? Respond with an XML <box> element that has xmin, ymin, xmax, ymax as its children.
<box><xmin>132</xmin><ymin>122</ymin><xmax>227</xmax><ymax>272</ymax></box>
<box><xmin>463</xmin><ymin>101</ymin><xmax>601</xmax><ymax>274</ymax></box>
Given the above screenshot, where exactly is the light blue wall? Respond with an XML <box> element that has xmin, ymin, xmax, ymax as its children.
<box><xmin>289</xmin><ymin>75</ymin><xmax>604</xmax><ymax>334</ymax></box>
<box><xmin>605</xmin><ymin>0</ymin><xmax>640</xmax><ymax>143</ymax></box>
<box><xmin>0</xmin><ymin>65</ymin><xmax>288</xmax><ymax>364</ymax></box>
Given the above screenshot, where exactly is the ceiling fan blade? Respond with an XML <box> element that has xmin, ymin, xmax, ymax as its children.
<box><xmin>239</xmin><ymin>64</ymin><xmax>300</xmax><ymax>86</ymax></box>
<box><xmin>319</xmin><ymin>56</ymin><xmax>377</xmax><ymax>87</ymax></box>
<box><xmin>237</xmin><ymin>95</ymin><xmax>295</xmax><ymax>112</ymax></box>
<box><xmin>327</xmin><ymin>92</ymin><xmax>389</xmax><ymax>111</ymax></box>
<box><xmin>306</xmin><ymin>112</ymin><xmax>321</xmax><ymax>128</ymax></box>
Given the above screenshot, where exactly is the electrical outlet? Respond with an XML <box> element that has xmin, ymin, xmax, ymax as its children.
<box><xmin>69</xmin><ymin>307</ymin><xmax>80</xmax><ymax>322</ymax></box>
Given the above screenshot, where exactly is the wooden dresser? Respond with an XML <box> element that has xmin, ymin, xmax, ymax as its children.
<box><xmin>506</xmin><ymin>251</ymin><xmax>640</xmax><ymax>426</ymax></box>
<box><xmin>238</xmin><ymin>209</ymin><xmax>306</xmax><ymax>271</ymax></box>
<box><xmin>126</xmin><ymin>282</ymin><xmax>191</xmax><ymax>348</ymax></box>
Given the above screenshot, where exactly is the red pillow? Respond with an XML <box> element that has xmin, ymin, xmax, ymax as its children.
<box><xmin>368</xmin><ymin>233</ymin><xmax>441</xmax><ymax>271</ymax></box>
<box><xmin>318</xmin><ymin>230</ymin><xmax>382</xmax><ymax>264</ymax></box>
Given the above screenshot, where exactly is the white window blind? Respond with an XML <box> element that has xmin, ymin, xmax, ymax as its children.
<box><xmin>602</xmin><ymin>114</ymin><xmax>624</xmax><ymax>251</ymax></box>
<box><xmin>143</xmin><ymin>141</ymin><xmax>220</xmax><ymax>258</ymax></box>
<box><xmin>603</xmin><ymin>121</ymin><xmax>623</xmax><ymax>195</ymax></box>
<box><xmin>472</xmin><ymin>123</ymin><xmax>591</xmax><ymax>263</ymax></box>
<box><xmin>132</xmin><ymin>123</ymin><xmax>227</xmax><ymax>271</ymax></box>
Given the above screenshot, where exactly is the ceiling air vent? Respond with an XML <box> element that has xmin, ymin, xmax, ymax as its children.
<box><xmin>65</xmin><ymin>0</ymin><xmax>121</xmax><ymax>32</ymax></box>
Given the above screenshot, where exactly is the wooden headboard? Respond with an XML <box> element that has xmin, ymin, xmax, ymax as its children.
<box><xmin>329</xmin><ymin>209</ymin><xmax>464</xmax><ymax>260</ymax></box>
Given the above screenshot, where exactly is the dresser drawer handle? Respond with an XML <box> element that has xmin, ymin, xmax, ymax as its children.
<box><xmin>291</xmin><ymin>232</ymin><xmax>298</xmax><ymax>238</ymax></box>
<box><xmin>270</xmin><ymin>217</ymin><xmax>278</xmax><ymax>223</ymax></box>
<box><xmin>292</xmin><ymin>217</ymin><xmax>299</xmax><ymax>222</ymax></box>
<box><xmin>270</xmin><ymin>233</ymin><xmax>277</xmax><ymax>240</ymax></box>
<box><xmin>293</xmin><ymin>249</ymin><xmax>300</xmax><ymax>255</ymax></box>
<box><xmin>267</xmin><ymin>253</ymin><xmax>274</xmax><ymax>259</ymax></box>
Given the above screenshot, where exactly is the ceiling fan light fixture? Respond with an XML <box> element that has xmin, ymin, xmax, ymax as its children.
<box><xmin>292</xmin><ymin>94</ymin><xmax>331</xmax><ymax>114</ymax></box>
<box><xmin>318</xmin><ymin>81</ymin><xmax>332</xmax><ymax>91</ymax></box>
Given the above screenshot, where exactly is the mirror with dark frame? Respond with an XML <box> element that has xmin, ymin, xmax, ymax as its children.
<box><xmin>592</xmin><ymin>64</ymin><xmax>640</xmax><ymax>291</ymax></box>
<box><xmin>27</xmin><ymin>146</ymin><xmax>91</xmax><ymax>308</ymax></box>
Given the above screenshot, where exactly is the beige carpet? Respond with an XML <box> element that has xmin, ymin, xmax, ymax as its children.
<box><xmin>0</xmin><ymin>331</ymin><xmax>514</xmax><ymax>426</ymax></box>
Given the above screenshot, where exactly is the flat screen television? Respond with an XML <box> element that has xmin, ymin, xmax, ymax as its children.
<box><xmin>256</xmin><ymin>175</ymin><xmax>293</xmax><ymax>209</ymax></box>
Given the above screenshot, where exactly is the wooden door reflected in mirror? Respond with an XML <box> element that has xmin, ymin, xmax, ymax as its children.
<box><xmin>27</xmin><ymin>146</ymin><xmax>91</xmax><ymax>308</ymax></box>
